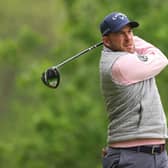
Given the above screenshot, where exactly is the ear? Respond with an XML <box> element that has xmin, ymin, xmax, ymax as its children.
<box><xmin>102</xmin><ymin>36</ymin><xmax>110</xmax><ymax>47</ymax></box>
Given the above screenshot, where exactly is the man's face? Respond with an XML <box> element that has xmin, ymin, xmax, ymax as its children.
<box><xmin>103</xmin><ymin>25</ymin><xmax>135</xmax><ymax>53</ymax></box>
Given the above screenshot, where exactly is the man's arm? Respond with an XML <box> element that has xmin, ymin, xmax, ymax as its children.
<box><xmin>112</xmin><ymin>37</ymin><xmax>168</xmax><ymax>85</ymax></box>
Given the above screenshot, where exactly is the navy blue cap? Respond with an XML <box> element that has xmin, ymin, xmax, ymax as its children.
<box><xmin>100</xmin><ymin>12</ymin><xmax>139</xmax><ymax>36</ymax></box>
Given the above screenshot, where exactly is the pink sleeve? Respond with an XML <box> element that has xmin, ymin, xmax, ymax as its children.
<box><xmin>112</xmin><ymin>37</ymin><xmax>168</xmax><ymax>85</ymax></box>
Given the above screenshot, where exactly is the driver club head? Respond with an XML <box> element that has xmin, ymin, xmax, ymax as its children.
<box><xmin>41</xmin><ymin>68</ymin><xmax>60</xmax><ymax>89</ymax></box>
<box><xmin>41</xmin><ymin>41</ymin><xmax>103</xmax><ymax>89</ymax></box>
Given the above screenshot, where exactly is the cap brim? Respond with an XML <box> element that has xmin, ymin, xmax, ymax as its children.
<box><xmin>129</xmin><ymin>21</ymin><xmax>139</xmax><ymax>28</ymax></box>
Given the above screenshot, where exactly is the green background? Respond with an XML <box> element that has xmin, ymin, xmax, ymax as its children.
<box><xmin>0</xmin><ymin>0</ymin><xmax>168</xmax><ymax>167</ymax></box>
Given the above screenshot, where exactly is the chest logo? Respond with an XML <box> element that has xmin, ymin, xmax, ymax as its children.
<box><xmin>138</xmin><ymin>55</ymin><xmax>148</xmax><ymax>62</ymax></box>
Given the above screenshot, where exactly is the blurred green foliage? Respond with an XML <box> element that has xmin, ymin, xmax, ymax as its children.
<box><xmin>0</xmin><ymin>0</ymin><xmax>168</xmax><ymax>167</ymax></box>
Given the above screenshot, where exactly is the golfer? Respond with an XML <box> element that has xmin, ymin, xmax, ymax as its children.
<box><xmin>99</xmin><ymin>12</ymin><xmax>168</xmax><ymax>168</ymax></box>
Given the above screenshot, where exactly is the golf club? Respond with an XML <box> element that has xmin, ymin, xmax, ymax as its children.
<box><xmin>41</xmin><ymin>41</ymin><xmax>103</xmax><ymax>89</ymax></box>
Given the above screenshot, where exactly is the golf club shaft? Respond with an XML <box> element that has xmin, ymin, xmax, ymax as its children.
<box><xmin>52</xmin><ymin>41</ymin><xmax>103</xmax><ymax>69</ymax></box>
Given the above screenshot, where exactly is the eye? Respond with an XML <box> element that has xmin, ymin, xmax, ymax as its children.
<box><xmin>117</xmin><ymin>31</ymin><xmax>125</xmax><ymax>35</ymax></box>
<box><xmin>128</xmin><ymin>29</ymin><xmax>133</xmax><ymax>33</ymax></box>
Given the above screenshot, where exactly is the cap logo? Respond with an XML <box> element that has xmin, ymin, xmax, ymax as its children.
<box><xmin>112</xmin><ymin>13</ymin><xmax>127</xmax><ymax>21</ymax></box>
